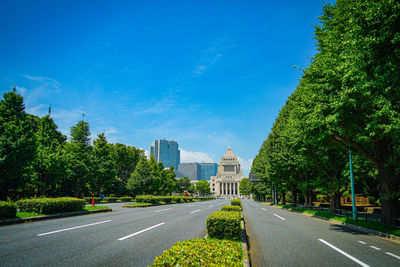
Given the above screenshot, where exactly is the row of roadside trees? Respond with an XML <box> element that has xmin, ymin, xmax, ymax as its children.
<box><xmin>251</xmin><ymin>0</ymin><xmax>400</xmax><ymax>225</ymax></box>
<box><xmin>0</xmin><ymin>89</ymin><xmax>208</xmax><ymax>200</ymax></box>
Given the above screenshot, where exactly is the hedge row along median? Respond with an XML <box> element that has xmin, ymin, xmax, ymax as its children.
<box><xmin>221</xmin><ymin>205</ymin><xmax>242</xmax><ymax>212</ymax></box>
<box><xmin>84</xmin><ymin>196</ymin><xmax>133</xmax><ymax>203</ymax></box>
<box><xmin>150</xmin><ymin>238</ymin><xmax>243</xmax><ymax>267</ymax></box>
<box><xmin>135</xmin><ymin>195</ymin><xmax>215</xmax><ymax>204</ymax></box>
<box><xmin>0</xmin><ymin>201</ymin><xmax>17</xmax><ymax>219</ymax></box>
<box><xmin>231</xmin><ymin>198</ymin><xmax>241</xmax><ymax>207</ymax></box>
<box><xmin>206</xmin><ymin>207</ymin><xmax>241</xmax><ymax>241</ymax></box>
<box><xmin>16</xmin><ymin>197</ymin><xmax>86</xmax><ymax>214</ymax></box>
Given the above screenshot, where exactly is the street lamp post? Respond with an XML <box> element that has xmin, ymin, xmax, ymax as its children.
<box><xmin>349</xmin><ymin>149</ymin><xmax>357</xmax><ymax>220</ymax></box>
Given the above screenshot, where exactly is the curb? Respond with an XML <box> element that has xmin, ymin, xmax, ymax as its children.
<box><xmin>122</xmin><ymin>204</ymin><xmax>155</xmax><ymax>208</ymax></box>
<box><xmin>267</xmin><ymin>204</ymin><xmax>400</xmax><ymax>244</ymax></box>
<box><xmin>241</xmin><ymin>214</ymin><xmax>251</xmax><ymax>267</ymax></box>
<box><xmin>0</xmin><ymin>208</ymin><xmax>112</xmax><ymax>226</ymax></box>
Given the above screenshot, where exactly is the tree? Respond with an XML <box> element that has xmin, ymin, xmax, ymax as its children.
<box><xmin>91</xmin><ymin>133</ymin><xmax>116</xmax><ymax>196</ymax></box>
<box><xmin>0</xmin><ymin>90</ymin><xmax>36</xmax><ymax>200</ymax></box>
<box><xmin>304</xmin><ymin>0</ymin><xmax>400</xmax><ymax>224</ymax></box>
<box><xmin>32</xmin><ymin>114</ymin><xmax>67</xmax><ymax>196</ymax></box>
<box><xmin>239</xmin><ymin>178</ymin><xmax>250</xmax><ymax>195</ymax></box>
<box><xmin>195</xmin><ymin>180</ymin><xmax>211</xmax><ymax>196</ymax></box>
<box><xmin>64</xmin><ymin>120</ymin><xmax>92</xmax><ymax>197</ymax></box>
<box><xmin>126</xmin><ymin>157</ymin><xmax>152</xmax><ymax>195</ymax></box>
<box><xmin>176</xmin><ymin>177</ymin><xmax>191</xmax><ymax>193</ymax></box>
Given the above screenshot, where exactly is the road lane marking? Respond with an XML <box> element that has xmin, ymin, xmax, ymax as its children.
<box><xmin>273</xmin><ymin>214</ymin><xmax>286</xmax><ymax>220</ymax></box>
<box><xmin>358</xmin><ymin>241</ymin><xmax>366</xmax><ymax>245</ymax></box>
<box><xmin>155</xmin><ymin>208</ymin><xmax>172</xmax><ymax>212</ymax></box>
<box><xmin>385</xmin><ymin>252</ymin><xmax>400</xmax><ymax>260</ymax></box>
<box><xmin>190</xmin><ymin>209</ymin><xmax>201</xmax><ymax>214</ymax></box>
<box><xmin>37</xmin><ymin>220</ymin><xmax>112</xmax><ymax>236</ymax></box>
<box><xmin>262</xmin><ymin>208</ymin><xmax>266</xmax><ymax>211</ymax></box>
<box><xmin>369</xmin><ymin>246</ymin><xmax>381</xmax><ymax>251</ymax></box>
<box><xmin>318</xmin><ymin>239</ymin><xmax>370</xmax><ymax>267</ymax></box>
<box><xmin>118</xmin><ymin>222</ymin><xmax>165</xmax><ymax>241</ymax></box>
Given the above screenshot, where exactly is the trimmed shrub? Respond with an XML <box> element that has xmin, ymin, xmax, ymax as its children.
<box><xmin>231</xmin><ymin>198</ymin><xmax>241</xmax><ymax>207</ymax></box>
<box><xmin>16</xmin><ymin>198</ymin><xmax>85</xmax><ymax>214</ymax></box>
<box><xmin>119</xmin><ymin>197</ymin><xmax>132</xmax><ymax>202</ymax></box>
<box><xmin>150</xmin><ymin>238</ymin><xmax>242</xmax><ymax>267</ymax></box>
<box><xmin>0</xmin><ymin>201</ymin><xmax>17</xmax><ymax>219</ymax></box>
<box><xmin>206</xmin><ymin>211</ymin><xmax>241</xmax><ymax>241</ymax></box>
<box><xmin>135</xmin><ymin>195</ymin><xmax>158</xmax><ymax>204</ymax></box>
<box><xmin>104</xmin><ymin>197</ymin><xmax>118</xmax><ymax>202</ymax></box>
<box><xmin>221</xmin><ymin>205</ymin><xmax>241</xmax><ymax>212</ymax></box>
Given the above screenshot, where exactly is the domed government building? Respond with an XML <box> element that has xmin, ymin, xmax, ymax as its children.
<box><xmin>210</xmin><ymin>147</ymin><xmax>244</xmax><ymax>199</ymax></box>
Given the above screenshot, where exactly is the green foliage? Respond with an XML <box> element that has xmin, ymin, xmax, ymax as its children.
<box><xmin>104</xmin><ymin>197</ymin><xmax>118</xmax><ymax>202</ymax></box>
<box><xmin>16</xmin><ymin>197</ymin><xmax>85</xmax><ymax>214</ymax></box>
<box><xmin>119</xmin><ymin>196</ymin><xmax>132</xmax><ymax>202</ymax></box>
<box><xmin>151</xmin><ymin>238</ymin><xmax>243</xmax><ymax>267</ymax></box>
<box><xmin>176</xmin><ymin>177</ymin><xmax>191</xmax><ymax>193</ymax></box>
<box><xmin>194</xmin><ymin>197</ymin><xmax>215</xmax><ymax>201</ymax></box>
<box><xmin>135</xmin><ymin>195</ymin><xmax>158</xmax><ymax>204</ymax></box>
<box><xmin>206</xmin><ymin>211</ymin><xmax>241</xmax><ymax>241</ymax></box>
<box><xmin>127</xmin><ymin>157</ymin><xmax>153</xmax><ymax>195</ymax></box>
<box><xmin>0</xmin><ymin>201</ymin><xmax>17</xmax><ymax>219</ymax></box>
<box><xmin>0</xmin><ymin>91</ymin><xmax>36</xmax><ymax>200</ymax></box>
<box><xmin>195</xmin><ymin>180</ymin><xmax>211</xmax><ymax>196</ymax></box>
<box><xmin>239</xmin><ymin>178</ymin><xmax>250</xmax><ymax>195</ymax></box>
<box><xmin>84</xmin><ymin>197</ymin><xmax>102</xmax><ymax>203</ymax></box>
<box><xmin>231</xmin><ymin>198</ymin><xmax>241</xmax><ymax>207</ymax></box>
<box><xmin>221</xmin><ymin>205</ymin><xmax>241</xmax><ymax>212</ymax></box>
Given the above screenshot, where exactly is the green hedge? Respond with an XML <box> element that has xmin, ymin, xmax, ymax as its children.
<box><xmin>16</xmin><ymin>197</ymin><xmax>85</xmax><ymax>214</ymax></box>
<box><xmin>0</xmin><ymin>201</ymin><xmax>17</xmax><ymax>219</ymax></box>
<box><xmin>135</xmin><ymin>195</ymin><xmax>158</xmax><ymax>204</ymax></box>
<box><xmin>206</xmin><ymin>211</ymin><xmax>241</xmax><ymax>241</ymax></box>
<box><xmin>195</xmin><ymin>197</ymin><xmax>216</xmax><ymax>201</ymax></box>
<box><xmin>119</xmin><ymin>196</ymin><xmax>132</xmax><ymax>202</ymax></box>
<box><xmin>221</xmin><ymin>205</ymin><xmax>241</xmax><ymax>212</ymax></box>
<box><xmin>231</xmin><ymin>198</ymin><xmax>241</xmax><ymax>207</ymax></box>
<box><xmin>104</xmin><ymin>197</ymin><xmax>118</xmax><ymax>202</ymax></box>
<box><xmin>150</xmin><ymin>238</ymin><xmax>242</xmax><ymax>266</ymax></box>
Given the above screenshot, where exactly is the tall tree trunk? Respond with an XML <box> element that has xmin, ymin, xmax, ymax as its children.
<box><xmin>330</xmin><ymin>190</ymin><xmax>341</xmax><ymax>210</ymax></box>
<box><xmin>281</xmin><ymin>191</ymin><xmax>286</xmax><ymax>204</ymax></box>
<box><xmin>377</xmin><ymin>161</ymin><xmax>400</xmax><ymax>226</ymax></box>
<box><xmin>292</xmin><ymin>190</ymin><xmax>297</xmax><ymax>205</ymax></box>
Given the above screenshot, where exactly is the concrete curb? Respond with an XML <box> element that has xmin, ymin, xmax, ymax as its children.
<box><xmin>241</xmin><ymin>214</ymin><xmax>251</xmax><ymax>267</ymax></box>
<box><xmin>267</xmin><ymin>203</ymin><xmax>400</xmax><ymax>244</ymax></box>
<box><xmin>0</xmin><ymin>208</ymin><xmax>112</xmax><ymax>226</ymax></box>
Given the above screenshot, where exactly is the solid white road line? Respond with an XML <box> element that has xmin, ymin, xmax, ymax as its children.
<box><xmin>318</xmin><ymin>239</ymin><xmax>370</xmax><ymax>267</ymax></box>
<box><xmin>358</xmin><ymin>241</ymin><xmax>367</xmax><ymax>245</ymax></box>
<box><xmin>37</xmin><ymin>220</ymin><xmax>112</xmax><ymax>236</ymax></box>
<box><xmin>273</xmin><ymin>214</ymin><xmax>286</xmax><ymax>220</ymax></box>
<box><xmin>155</xmin><ymin>208</ymin><xmax>172</xmax><ymax>212</ymax></box>
<box><xmin>369</xmin><ymin>246</ymin><xmax>381</xmax><ymax>251</ymax></box>
<box><xmin>385</xmin><ymin>252</ymin><xmax>400</xmax><ymax>260</ymax></box>
<box><xmin>118</xmin><ymin>222</ymin><xmax>165</xmax><ymax>241</ymax></box>
<box><xmin>190</xmin><ymin>209</ymin><xmax>201</xmax><ymax>214</ymax></box>
<box><xmin>262</xmin><ymin>208</ymin><xmax>266</xmax><ymax>211</ymax></box>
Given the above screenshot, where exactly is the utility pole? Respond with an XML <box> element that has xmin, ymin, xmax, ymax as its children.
<box><xmin>349</xmin><ymin>150</ymin><xmax>357</xmax><ymax>220</ymax></box>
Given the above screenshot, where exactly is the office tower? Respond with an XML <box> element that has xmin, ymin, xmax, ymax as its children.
<box><xmin>148</xmin><ymin>139</ymin><xmax>180</xmax><ymax>169</ymax></box>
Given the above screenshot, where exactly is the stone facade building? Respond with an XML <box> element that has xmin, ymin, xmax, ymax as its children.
<box><xmin>210</xmin><ymin>147</ymin><xmax>244</xmax><ymax>199</ymax></box>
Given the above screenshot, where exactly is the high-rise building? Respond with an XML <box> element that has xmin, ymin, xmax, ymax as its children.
<box><xmin>177</xmin><ymin>162</ymin><xmax>218</xmax><ymax>180</ymax></box>
<box><xmin>148</xmin><ymin>139</ymin><xmax>180</xmax><ymax>169</ymax></box>
<box><xmin>177</xmin><ymin>163</ymin><xmax>200</xmax><ymax>180</ymax></box>
<box><xmin>199</xmin><ymin>163</ymin><xmax>218</xmax><ymax>180</ymax></box>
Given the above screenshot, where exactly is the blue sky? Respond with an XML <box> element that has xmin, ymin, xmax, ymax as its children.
<box><xmin>0</xmin><ymin>0</ymin><xmax>327</xmax><ymax>175</ymax></box>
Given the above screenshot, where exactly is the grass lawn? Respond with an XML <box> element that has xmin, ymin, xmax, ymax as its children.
<box><xmin>10</xmin><ymin>205</ymin><xmax>111</xmax><ymax>219</ymax></box>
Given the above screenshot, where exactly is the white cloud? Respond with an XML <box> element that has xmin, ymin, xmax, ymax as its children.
<box><xmin>237</xmin><ymin>156</ymin><xmax>253</xmax><ymax>177</ymax></box>
<box><xmin>16</xmin><ymin>86</ymin><xmax>27</xmax><ymax>96</ymax></box>
<box><xmin>24</xmin><ymin>75</ymin><xmax>61</xmax><ymax>90</ymax></box>
<box><xmin>25</xmin><ymin>104</ymin><xmax>48</xmax><ymax>117</ymax></box>
<box><xmin>180</xmin><ymin>149</ymin><xmax>215</xmax><ymax>163</ymax></box>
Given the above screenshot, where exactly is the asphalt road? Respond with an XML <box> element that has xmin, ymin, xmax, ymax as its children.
<box><xmin>243</xmin><ymin>199</ymin><xmax>400</xmax><ymax>267</ymax></box>
<box><xmin>0</xmin><ymin>199</ymin><xmax>229</xmax><ymax>267</ymax></box>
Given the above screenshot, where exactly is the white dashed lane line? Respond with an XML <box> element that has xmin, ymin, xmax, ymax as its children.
<box><xmin>262</xmin><ymin>208</ymin><xmax>266</xmax><ymax>211</ymax></box>
<box><xmin>190</xmin><ymin>209</ymin><xmax>201</xmax><ymax>214</ymax></box>
<box><xmin>38</xmin><ymin>220</ymin><xmax>112</xmax><ymax>236</ymax></box>
<box><xmin>273</xmin><ymin>214</ymin><xmax>286</xmax><ymax>221</ymax></box>
<box><xmin>385</xmin><ymin>252</ymin><xmax>400</xmax><ymax>260</ymax></box>
<box><xmin>319</xmin><ymin>239</ymin><xmax>370</xmax><ymax>267</ymax></box>
<box><xmin>369</xmin><ymin>246</ymin><xmax>381</xmax><ymax>251</ymax></box>
<box><xmin>358</xmin><ymin>241</ymin><xmax>367</xmax><ymax>245</ymax></box>
<box><xmin>155</xmin><ymin>208</ymin><xmax>172</xmax><ymax>212</ymax></box>
<box><xmin>118</xmin><ymin>222</ymin><xmax>165</xmax><ymax>241</ymax></box>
